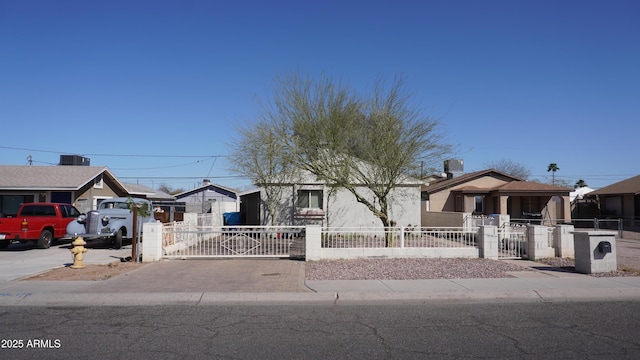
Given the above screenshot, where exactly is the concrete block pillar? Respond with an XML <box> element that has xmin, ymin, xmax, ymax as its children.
<box><xmin>142</xmin><ymin>221</ymin><xmax>164</xmax><ymax>262</ymax></box>
<box><xmin>554</xmin><ymin>224</ymin><xmax>575</xmax><ymax>258</ymax></box>
<box><xmin>527</xmin><ymin>225</ymin><xmax>555</xmax><ymax>261</ymax></box>
<box><xmin>305</xmin><ymin>225</ymin><xmax>322</xmax><ymax>261</ymax></box>
<box><xmin>479</xmin><ymin>225</ymin><xmax>499</xmax><ymax>259</ymax></box>
<box><xmin>573</xmin><ymin>231</ymin><xmax>617</xmax><ymax>274</ymax></box>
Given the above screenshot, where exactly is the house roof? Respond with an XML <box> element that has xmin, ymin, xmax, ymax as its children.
<box><xmin>123</xmin><ymin>182</ymin><xmax>175</xmax><ymax>200</ymax></box>
<box><xmin>588</xmin><ymin>175</ymin><xmax>640</xmax><ymax>196</ymax></box>
<box><xmin>0</xmin><ymin>165</ymin><xmax>127</xmax><ymax>191</ymax></box>
<box><xmin>493</xmin><ymin>181</ymin><xmax>571</xmax><ymax>193</ymax></box>
<box><xmin>422</xmin><ymin>169</ymin><xmax>521</xmax><ymax>194</ymax></box>
<box><xmin>423</xmin><ymin>168</ymin><xmax>571</xmax><ymax>195</ymax></box>
<box><xmin>174</xmin><ymin>183</ymin><xmax>241</xmax><ymax>200</ymax></box>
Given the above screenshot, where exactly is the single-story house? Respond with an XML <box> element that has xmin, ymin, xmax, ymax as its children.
<box><xmin>0</xmin><ymin>165</ymin><xmax>134</xmax><ymax>215</ymax></box>
<box><xmin>421</xmin><ymin>166</ymin><xmax>572</xmax><ymax>226</ymax></box>
<box><xmin>174</xmin><ymin>179</ymin><xmax>240</xmax><ymax>215</ymax></box>
<box><xmin>239</xmin><ymin>170</ymin><xmax>423</xmax><ymax>228</ymax></box>
<box><xmin>0</xmin><ymin>165</ymin><xmax>175</xmax><ymax>216</ymax></box>
<box><xmin>584</xmin><ymin>175</ymin><xmax>640</xmax><ymax>229</ymax></box>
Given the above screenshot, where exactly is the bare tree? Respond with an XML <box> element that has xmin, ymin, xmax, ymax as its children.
<box><xmin>157</xmin><ymin>183</ymin><xmax>186</xmax><ymax>195</ymax></box>
<box><xmin>228</xmin><ymin>122</ymin><xmax>299</xmax><ymax>225</ymax></box>
<box><xmin>483</xmin><ymin>159</ymin><xmax>531</xmax><ymax>180</ymax></box>
<box><xmin>254</xmin><ymin>72</ymin><xmax>451</xmax><ymax>240</ymax></box>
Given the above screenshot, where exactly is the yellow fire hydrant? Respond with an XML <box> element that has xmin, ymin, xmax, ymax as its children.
<box><xmin>70</xmin><ymin>237</ymin><xmax>88</xmax><ymax>269</ymax></box>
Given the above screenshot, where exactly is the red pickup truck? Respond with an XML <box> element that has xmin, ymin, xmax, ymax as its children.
<box><xmin>0</xmin><ymin>203</ymin><xmax>81</xmax><ymax>249</ymax></box>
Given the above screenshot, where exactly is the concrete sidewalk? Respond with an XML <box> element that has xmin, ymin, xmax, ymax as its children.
<box><xmin>1</xmin><ymin>259</ymin><xmax>640</xmax><ymax>306</ymax></box>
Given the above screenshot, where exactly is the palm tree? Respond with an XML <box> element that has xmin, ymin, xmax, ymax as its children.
<box><xmin>547</xmin><ymin>163</ymin><xmax>560</xmax><ymax>185</ymax></box>
<box><xmin>574</xmin><ymin>179</ymin><xmax>588</xmax><ymax>189</ymax></box>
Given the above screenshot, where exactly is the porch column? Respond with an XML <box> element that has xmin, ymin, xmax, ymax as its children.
<box><xmin>497</xmin><ymin>195</ymin><xmax>509</xmax><ymax>215</ymax></box>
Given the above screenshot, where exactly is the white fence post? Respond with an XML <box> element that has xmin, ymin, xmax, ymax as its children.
<box><xmin>305</xmin><ymin>225</ymin><xmax>322</xmax><ymax>261</ymax></box>
<box><xmin>554</xmin><ymin>224</ymin><xmax>575</xmax><ymax>258</ymax></box>
<box><xmin>479</xmin><ymin>225</ymin><xmax>499</xmax><ymax>259</ymax></box>
<box><xmin>142</xmin><ymin>221</ymin><xmax>163</xmax><ymax>262</ymax></box>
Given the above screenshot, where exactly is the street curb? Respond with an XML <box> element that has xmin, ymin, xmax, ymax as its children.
<box><xmin>3</xmin><ymin>288</ymin><xmax>640</xmax><ymax>306</ymax></box>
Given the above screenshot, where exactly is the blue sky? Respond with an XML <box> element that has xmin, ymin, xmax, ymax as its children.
<box><xmin>1</xmin><ymin>0</ymin><xmax>638</xmax><ymax>191</ymax></box>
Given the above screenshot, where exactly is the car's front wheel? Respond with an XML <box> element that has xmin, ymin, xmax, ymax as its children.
<box><xmin>113</xmin><ymin>229</ymin><xmax>123</xmax><ymax>249</ymax></box>
<box><xmin>37</xmin><ymin>230</ymin><xmax>53</xmax><ymax>249</ymax></box>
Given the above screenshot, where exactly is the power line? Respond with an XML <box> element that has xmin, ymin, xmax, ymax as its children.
<box><xmin>110</xmin><ymin>158</ymin><xmax>216</xmax><ymax>171</ymax></box>
<box><xmin>118</xmin><ymin>175</ymin><xmax>244</xmax><ymax>180</ymax></box>
<box><xmin>0</xmin><ymin>146</ymin><xmax>225</xmax><ymax>158</ymax></box>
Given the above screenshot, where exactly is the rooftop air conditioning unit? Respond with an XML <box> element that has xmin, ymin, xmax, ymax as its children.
<box><xmin>59</xmin><ymin>155</ymin><xmax>90</xmax><ymax>166</ymax></box>
<box><xmin>444</xmin><ymin>159</ymin><xmax>464</xmax><ymax>178</ymax></box>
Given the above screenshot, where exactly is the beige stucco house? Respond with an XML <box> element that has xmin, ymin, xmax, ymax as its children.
<box><xmin>422</xmin><ymin>169</ymin><xmax>572</xmax><ymax>226</ymax></box>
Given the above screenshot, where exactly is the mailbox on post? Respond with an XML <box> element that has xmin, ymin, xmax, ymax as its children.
<box><xmin>574</xmin><ymin>231</ymin><xmax>617</xmax><ymax>274</ymax></box>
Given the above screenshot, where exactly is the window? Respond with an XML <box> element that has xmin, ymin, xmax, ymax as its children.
<box><xmin>61</xmin><ymin>205</ymin><xmax>81</xmax><ymax>218</ymax></box>
<box><xmin>21</xmin><ymin>205</ymin><xmax>56</xmax><ymax>216</ymax></box>
<box><xmin>455</xmin><ymin>195</ymin><xmax>463</xmax><ymax>212</ymax></box>
<box><xmin>474</xmin><ymin>195</ymin><xmax>484</xmax><ymax>214</ymax></box>
<box><xmin>94</xmin><ymin>174</ymin><xmax>104</xmax><ymax>189</ymax></box>
<box><xmin>0</xmin><ymin>195</ymin><xmax>34</xmax><ymax>217</ymax></box>
<box><xmin>297</xmin><ymin>190</ymin><xmax>323</xmax><ymax>209</ymax></box>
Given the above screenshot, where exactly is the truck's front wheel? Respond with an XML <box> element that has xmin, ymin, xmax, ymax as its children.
<box><xmin>113</xmin><ymin>229</ymin><xmax>123</xmax><ymax>249</ymax></box>
<box><xmin>37</xmin><ymin>230</ymin><xmax>53</xmax><ymax>249</ymax></box>
<box><xmin>0</xmin><ymin>241</ymin><xmax>10</xmax><ymax>249</ymax></box>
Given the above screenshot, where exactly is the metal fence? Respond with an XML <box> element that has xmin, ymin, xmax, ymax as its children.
<box><xmin>163</xmin><ymin>224</ymin><xmax>305</xmax><ymax>258</ymax></box>
<box><xmin>497</xmin><ymin>223</ymin><xmax>528</xmax><ymax>259</ymax></box>
<box><xmin>510</xmin><ymin>217</ymin><xmax>624</xmax><ymax>237</ymax></box>
<box><xmin>570</xmin><ymin>218</ymin><xmax>624</xmax><ymax>238</ymax></box>
<box><xmin>321</xmin><ymin>227</ymin><xmax>478</xmax><ymax>249</ymax></box>
<box><xmin>464</xmin><ymin>215</ymin><xmax>496</xmax><ymax>227</ymax></box>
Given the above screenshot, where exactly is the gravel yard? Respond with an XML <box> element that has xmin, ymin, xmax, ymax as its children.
<box><xmin>305</xmin><ymin>257</ymin><xmax>640</xmax><ymax>280</ymax></box>
<box><xmin>305</xmin><ymin>258</ymin><xmax>534</xmax><ymax>280</ymax></box>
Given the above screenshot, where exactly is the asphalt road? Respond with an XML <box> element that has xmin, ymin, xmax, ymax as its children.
<box><xmin>1</xmin><ymin>301</ymin><xmax>639</xmax><ymax>359</ymax></box>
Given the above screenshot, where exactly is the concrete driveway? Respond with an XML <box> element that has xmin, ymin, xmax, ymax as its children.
<box><xmin>0</xmin><ymin>240</ymin><xmax>133</xmax><ymax>281</ymax></box>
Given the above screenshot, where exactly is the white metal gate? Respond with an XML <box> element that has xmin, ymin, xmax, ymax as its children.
<box><xmin>498</xmin><ymin>224</ymin><xmax>528</xmax><ymax>259</ymax></box>
<box><xmin>162</xmin><ymin>224</ymin><xmax>306</xmax><ymax>259</ymax></box>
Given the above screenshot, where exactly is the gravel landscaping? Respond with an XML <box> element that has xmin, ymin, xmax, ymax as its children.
<box><xmin>305</xmin><ymin>258</ymin><xmax>534</xmax><ymax>280</ymax></box>
<box><xmin>305</xmin><ymin>257</ymin><xmax>640</xmax><ymax>280</ymax></box>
